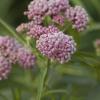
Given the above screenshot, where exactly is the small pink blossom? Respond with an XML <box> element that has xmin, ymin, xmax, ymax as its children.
<box><xmin>24</xmin><ymin>0</ymin><xmax>69</xmax><ymax>23</ymax></box>
<box><xmin>53</xmin><ymin>15</ymin><xmax>65</xmax><ymax>25</ymax></box>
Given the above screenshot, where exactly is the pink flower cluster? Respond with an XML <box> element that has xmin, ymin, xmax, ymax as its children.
<box><xmin>17</xmin><ymin>22</ymin><xmax>60</xmax><ymax>39</ymax></box>
<box><xmin>0</xmin><ymin>36</ymin><xmax>21</xmax><ymax>63</ymax></box>
<box><xmin>0</xmin><ymin>36</ymin><xmax>36</xmax><ymax>80</ymax></box>
<box><xmin>27</xmin><ymin>24</ymin><xmax>46</xmax><ymax>39</ymax></box>
<box><xmin>36</xmin><ymin>32</ymin><xmax>76</xmax><ymax>63</ymax></box>
<box><xmin>17</xmin><ymin>48</ymin><xmax>36</xmax><ymax>69</ymax></box>
<box><xmin>17</xmin><ymin>24</ymin><xmax>76</xmax><ymax>64</ymax></box>
<box><xmin>65</xmin><ymin>6</ymin><xmax>89</xmax><ymax>31</ymax></box>
<box><xmin>17</xmin><ymin>0</ymin><xmax>89</xmax><ymax>64</ymax></box>
<box><xmin>16</xmin><ymin>1</ymin><xmax>90</xmax><ymax>66</ymax></box>
<box><xmin>0</xmin><ymin>56</ymin><xmax>11</xmax><ymax>80</ymax></box>
<box><xmin>17</xmin><ymin>0</ymin><xmax>89</xmax><ymax>39</ymax></box>
<box><xmin>24</xmin><ymin>0</ymin><xmax>69</xmax><ymax>24</ymax></box>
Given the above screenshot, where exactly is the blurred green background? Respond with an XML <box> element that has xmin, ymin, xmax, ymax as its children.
<box><xmin>0</xmin><ymin>0</ymin><xmax>100</xmax><ymax>100</ymax></box>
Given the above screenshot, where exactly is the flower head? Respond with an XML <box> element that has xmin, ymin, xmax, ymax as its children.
<box><xmin>16</xmin><ymin>21</ymin><xmax>60</xmax><ymax>39</ymax></box>
<box><xmin>45</xmin><ymin>25</ymin><xmax>60</xmax><ymax>34</ymax></box>
<box><xmin>0</xmin><ymin>36</ymin><xmax>21</xmax><ymax>63</ymax></box>
<box><xmin>24</xmin><ymin>0</ymin><xmax>69</xmax><ymax>23</ymax></box>
<box><xmin>27</xmin><ymin>24</ymin><xmax>60</xmax><ymax>39</ymax></box>
<box><xmin>65</xmin><ymin>6</ymin><xmax>89</xmax><ymax>31</ymax></box>
<box><xmin>16</xmin><ymin>21</ymin><xmax>45</xmax><ymax>39</ymax></box>
<box><xmin>36</xmin><ymin>32</ymin><xmax>76</xmax><ymax>63</ymax></box>
<box><xmin>17</xmin><ymin>48</ymin><xmax>36</xmax><ymax>69</ymax></box>
<box><xmin>27</xmin><ymin>24</ymin><xmax>46</xmax><ymax>39</ymax></box>
<box><xmin>24</xmin><ymin>0</ymin><xmax>48</xmax><ymax>22</ymax></box>
<box><xmin>0</xmin><ymin>36</ymin><xmax>36</xmax><ymax>69</ymax></box>
<box><xmin>0</xmin><ymin>56</ymin><xmax>11</xmax><ymax>80</ymax></box>
<box><xmin>47</xmin><ymin>0</ymin><xmax>69</xmax><ymax>15</ymax></box>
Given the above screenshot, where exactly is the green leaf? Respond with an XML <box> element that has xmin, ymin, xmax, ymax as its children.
<box><xmin>86</xmin><ymin>85</ymin><xmax>100</xmax><ymax>100</ymax></box>
<box><xmin>0</xmin><ymin>18</ymin><xmax>25</xmax><ymax>45</ymax></box>
<box><xmin>43</xmin><ymin>16</ymin><xmax>52</xmax><ymax>26</ymax></box>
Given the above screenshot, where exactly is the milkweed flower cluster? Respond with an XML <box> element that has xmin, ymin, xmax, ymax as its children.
<box><xmin>24</xmin><ymin>0</ymin><xmax>69</xmax><ymax>23</ymax></box>
<box><xmin>16</xmin><ymin>0</ymin><xmax>89</xmax><ymax>64</ymax></box>
<box><xmin>65</xmin><ymin>6</ymin><xmax>89</xmax><ymax>31</ymax></box>
<box><xmin>0</xmin><ymin>36</ymin><xmax>36</xmax><ymax>80</ymax></box>
<box><xmin>0</xmin><ymin>36</ymin><xmax>22</xmax><ymax>63</ymax></box>
<box><xmin>0</xmin><ymin>56</ymin><xmax>11</xmax><ymax>80</ymax></box>
<box><xmin>17</xmin><ymin>48</ymin><xmax>36</xmax><ymax>69</ymax></box>
<box><xmin>16</xmin><ymin>22</ymin><xmax>60</xmax><ymax>39</ymax></box>
<box><xmin>36</xmin><ymin>32</ymin><xmax>76</xmax><ymax>63</ymax></box>
<box><xmin>17</xmin><ymin>0</ymin><xmax>89</xmax><ymax>39</ymax></box>
<box><xmin>26</xmin><ymin>24</ymin><xmax>46</xmax><ymax>39</ymax></box>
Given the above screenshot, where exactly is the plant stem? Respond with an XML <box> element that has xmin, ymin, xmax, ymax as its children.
<box><xmin>12</xmin><ymin>88</ymin><xmax>21</xmax><ymax>100</ymax></box>
<box><xmin>36</xmin><ymin>59</ymin><xmax>50</xmax><ymax>100</ymax></box>
<box><xmin>43</xmin><ymin>89</ymin><xmax>68</xmax><ymax>96</ymax></box>
<box><xmin>0</xmin><ymin>18</ymin><xmax>25</xmax><ymax>45</ymax></box>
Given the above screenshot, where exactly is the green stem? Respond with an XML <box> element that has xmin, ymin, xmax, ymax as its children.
<box><xmin>43</xmin><ymin>89</ymin><xmax>68</xmax><ymax>96</ymax></box>
<box><xmin>44</xmin><ymin>59</ymin><xmax>50</xmax><ymax>87</ymax></box>
<box><xmin>36</xmin><ymin>59</ymin><xmax>50</xmax><ymax>100</ymax></box>
<box><xmin>12</xmin><ymin>88</ymin><xmax>21</xmax><ymax>100</ymax></box>
<box><xmin>0</xmin><ymin>18</ymin><xmax>25</xmax><ymax>45</ymax></box>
